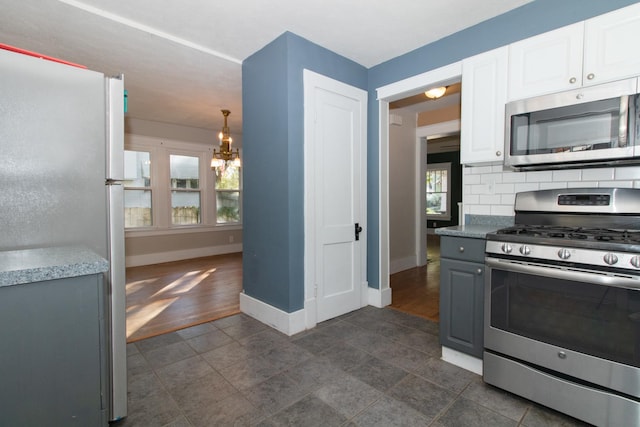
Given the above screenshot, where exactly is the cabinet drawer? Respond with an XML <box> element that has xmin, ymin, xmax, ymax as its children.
<box><xmin>440</xmin><ymin>236</ymin><xmax>486</xmax><ymax>263</ymax></box>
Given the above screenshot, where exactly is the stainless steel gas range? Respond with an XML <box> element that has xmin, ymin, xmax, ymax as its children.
<box><xmin>483</xmin><ymin>188</ymin><xmax>640</xmax><ymax>427</ymax></box>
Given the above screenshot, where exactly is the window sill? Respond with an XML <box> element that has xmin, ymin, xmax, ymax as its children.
<box><xmin>125</xmin><ymin>223</ymin><xmax>242</xmax><ymax>238</ymax></box>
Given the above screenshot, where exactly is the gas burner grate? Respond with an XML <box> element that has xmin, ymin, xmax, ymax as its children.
<box><xmin>496</xmin><ymin>225</ymin><xmax>640</xmax><ymax>243</ymax></box>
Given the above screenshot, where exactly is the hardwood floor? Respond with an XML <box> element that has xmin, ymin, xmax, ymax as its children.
<box><xmin>389</xmin><ymin>235</ymin><xmax>440</xmax><ymax>322</ymax></box>
<box><xmin>125</xmin><ymin>252</ymin><xmax>242</xmax><ymax>343</ymax></box>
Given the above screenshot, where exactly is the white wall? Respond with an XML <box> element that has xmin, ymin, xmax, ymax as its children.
<box><xmin>388</xmin><ymin>109</ymin><xmax>420</xmax><ymax>274</ymax></box>
<box><xmin>463</xmin><ymin>164</ymin><xmax>640</xmax><ymax>218</ymax></box>
<box><xmin>125</xmin><ymin>117</ymin><xmax>243</xmax><ymax>148</ymax></box>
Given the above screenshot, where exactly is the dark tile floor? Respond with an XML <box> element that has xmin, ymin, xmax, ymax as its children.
<box><xmin>119</xmin><ymin>306</ymin><xmax>589</xmax><ymax>426</ymax></box>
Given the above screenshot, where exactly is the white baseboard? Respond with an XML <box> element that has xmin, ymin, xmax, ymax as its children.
<box><xmin>125</xmin><ymin>243</ymin><xmax>243</xmax><ymax>267</ymax></box>
<box><xmin>368</xmin><ymin>285</ymin><xmax>392</xmax><ymax>308</ymax></box>
<box><xmin>239</xmin><ymin>292</ymin><xmax>306</xmax><ymax>336</ymax></box>
<box><xmin>441</xmin><ymin>346</ymin><xmax>483</xmax><ymax>376</ymax></box>
<box><xmin>389</xmin><ymin>255</ymin><xmax>418</xmax><ymax>275</ymax></box>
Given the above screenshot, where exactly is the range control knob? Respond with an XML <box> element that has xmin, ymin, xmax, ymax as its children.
<box><xmin>558</xmin><ymin>248</ymin><xmax>571</xmax><ymax>260</ymax></box>
<box><xmin>603</xmin><ymin>253</ymin><xmax>619</xmax><ymax>265</ymax></box>
<box><xmin>631</xmin><ymin>256</ymin><xmax>640</xmax><ymax>269</ymax></box>
<box><xmin>501</xmin><ymin>243</ymin><xmax>513</xmax><ymax>254</ymax></box>
<box><xmin>519</xmin><ymin>245</ymin><xmax>531</xmax><ymax>256</ymax></box>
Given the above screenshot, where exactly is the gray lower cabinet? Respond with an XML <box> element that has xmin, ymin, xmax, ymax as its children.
<box><xmin>439</xmin><ymin>235</ymin><xmax>485</xmax><ymax>358</ymax></box>
<box><xmin>0</xmin><ymin>274</ymin><xmax>108</xmax><ymax>426</ymax></box>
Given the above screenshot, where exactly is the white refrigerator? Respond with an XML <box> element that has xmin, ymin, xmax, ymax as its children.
<box><xmin>0</xmin><ymin>47</ymin><xmax>127</xmax><ymax>421</ymax></box>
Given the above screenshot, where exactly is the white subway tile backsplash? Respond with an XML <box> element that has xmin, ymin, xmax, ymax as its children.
<box><xmin>600</xmin><ymin>180</ymin><xmax>633</xmax><ymax>188</ymax></box>
<box><xmin>462</xmin><ymin>164</ymin><xmax>639</xmax><ymax>212</ymax></box>
<box><xmin>553</xmin><ymin>169</ymin><xmax>582</xmax><ymax>182</ymax></box>
<box><xmin>481</xmin><ymin>174</ymin><xmax>503</xmax><ymax>186</ymax></box>
<box><xmin>526</xmin><ymin>171</ymin><xmax>552</xmax><ymax>182</ymax></box>
<box><xmin>492</xmin><ymin>205</ymin><xmax>515</xmax><ymax>216</ymax></box>
<box><xmin>471</xmin><ymin>184</ymin><xmax>490</xmax><ymax>194</ymax></box>
<box><xmin>491</xmin><ymin>165</ymin><xmax>505</xmax><ymax>173</ymax></box>
<box><xmin>615</xmin><ymin>166</ymin><xmax>640</xmax><ymax>180</ymax></box>
<box><xmin>481</xmin><ymin>195</ymin><xmax>502</xmax><ymax>205</ymax></box>
<box><xmin>501</xmin><ymin>194</ymin><xmax>516</xmax><ymax>205</ymax></box>
<box><xmin>539</xmin><ymin>182</ymin><xmax>567</xmax><ymax>190</ymax></box>
<box><xmin>568</xmin><ymin>181</ymin><xmax>588</xmax><ymax>188</ymax></box>
<box><xmin>581</xmin><ymin>168</ymin><xmax>614</xmax><ymax>181</ymax></box>
<box><xmin>500</xmin><ymin>193</ymin><xmax>516</xmax><ymax>207</ymax></box>
<box><xmin>464</xmin><ymin>174</ymin><xmax>481</xmax><ymax>184</ymax></box>
<box><xmin>464</xmin><ymin>194</ymin><xmax>480</xmax><ymax>205</ymax></box>
<box><xmin>468</xmin><ymin>165</ymin><xmax>493</xmax><ymax>175</ymax></box>
<box><xmin>514</xmin><ymin>182</ymin><xmax>540</xmax><ymax>193</ymax></box>
<box><xmin>468</xmin><ymin>205</ymin><xmax>491</xmax><ymax>215</ymax></box>
<box><xmin>494</xmin><ymin>183</ymin><xmax>515</xmax><ymax>194</ymax></box>
<box><xmin>502</xmin><ymin>172</ymin><xmax>527</xmax><ymax>183</ymax></box>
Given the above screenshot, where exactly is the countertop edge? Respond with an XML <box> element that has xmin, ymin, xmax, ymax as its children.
<box><xmin>435</xmin><ymin>225</ymin><xmax>501</xmax><ymax>239</ymax></box>
<box><xmin>0</xmin><ymin>246</ymin><xmax>109</xmax><ymax>287</ymax></box>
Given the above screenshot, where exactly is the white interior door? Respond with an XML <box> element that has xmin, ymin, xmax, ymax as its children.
<box><xmin>304</xmin><ymin>70</ymin><xmax>367</xmax><ymax>324</ymax></box>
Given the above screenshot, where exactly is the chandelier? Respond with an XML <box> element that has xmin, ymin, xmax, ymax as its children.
<box><xmin>211</xmin><ymin>109</ymin><xmax>241</xmax><ymax>169</ymax></box>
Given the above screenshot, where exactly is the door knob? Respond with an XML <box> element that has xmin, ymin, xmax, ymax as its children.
<box><xmin>355</xmin><ymin>223</ymin><xmax>363</xmax><ymax>241</ymax></box>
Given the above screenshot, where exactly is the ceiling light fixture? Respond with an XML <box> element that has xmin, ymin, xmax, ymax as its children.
<box><xmin>211</xmin><ymin>109</ymin><xmax>241</xmax><ymax>170</ymax></box>
<box><xmin>424</xmin><ymin>86</ymin><xmax>447</xmax><ymax>99</ymax></box>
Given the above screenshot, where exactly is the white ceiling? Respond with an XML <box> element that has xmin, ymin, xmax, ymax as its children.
<box><xmin>0</xmin><ymin>0</ymin><xmax>532</xmax><ymax>134</ymax></box>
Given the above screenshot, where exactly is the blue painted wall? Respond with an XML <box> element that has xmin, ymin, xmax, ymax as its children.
<box><xmin>242</xmin><ymin>32</ymin><xmax>367</xmax><ymax>312</ymax></box>
<box><xmin>244</xmin><ymin>1</ymin><xmax>638</xmax><ymax>312</ymax></box>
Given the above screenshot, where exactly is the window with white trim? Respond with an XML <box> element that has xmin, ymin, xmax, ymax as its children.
<box><xmin>124</xmin><ymin>150</ymin><xmax>152</xmax><ymax>227</ymax></box>
<box><xmin>170</xmin><ymin>154</ymin><xmax>201</xmax><ymax>225</ymax></box>
<box><xmin>215</xmin><ymin>165</ymin><xmax>241</xmax><ymax>224</ymax></box>
<box><xmin>426</xmin><ymin>162</ymin><xmax>451</xmax><ymax>220</ymax></box>
<box><xmin>124</xmin><ymin>136</ymin><xmax>242</xmax><ymax>231</ymax></box>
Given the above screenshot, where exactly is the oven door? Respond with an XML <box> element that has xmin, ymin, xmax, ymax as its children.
<box><xmin>485</xmin><ymin>256</ymin><xmax>640</xmax><ymax>398</ymax></box>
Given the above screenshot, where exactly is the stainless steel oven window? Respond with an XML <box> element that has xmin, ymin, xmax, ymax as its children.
<box><xmin>488</xmin><ymin>262</ymin><xmax>640</xmax><ymax>368</ymax></box>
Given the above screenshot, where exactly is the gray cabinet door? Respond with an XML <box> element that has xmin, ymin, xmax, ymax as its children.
<box><xmin>439</xmin><ymin>257</ymin><xmax>484</xmax><ymax>357</ymax></box>
<box><xmin>0</xmin><ymin>275</ymin><xmax>106</xmax><ymax>426</ymax></box>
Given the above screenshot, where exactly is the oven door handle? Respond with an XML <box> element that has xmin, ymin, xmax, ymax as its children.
<box><xmin>485</xmin><ymin>257</ymin><xmax>640</xmax><ymax>290</ymax></box>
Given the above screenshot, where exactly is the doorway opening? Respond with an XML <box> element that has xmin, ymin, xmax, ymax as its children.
<box><xmin>384</xmin><ymin>72</ymin><xmax>462</xmax><ymax>322</ymax></box>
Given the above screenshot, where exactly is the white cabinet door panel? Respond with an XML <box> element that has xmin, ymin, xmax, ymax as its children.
<box><xmin>461</xmin><ymin>46</ymin><xmax>508</xmax><ymax>165</ymax></box>
<box><xmin>583</xmin><ymin>2</ymin><xmax>640</xmax><ymax>86</ymax></box>
<box><xmin>508</xmin><ymin>22</ymin><xmax>584</xmax><ymax>101</ymax></box>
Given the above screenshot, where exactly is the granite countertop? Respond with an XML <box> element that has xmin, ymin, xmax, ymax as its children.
<box><xmin>435</xmin><ymin>215</ymin><xmax>515</xmax><ymax>239</ymax></box>
<box><xmin>0</xmin><ymin>246</ymin><xmax>109</xmax><ymax>287</ymax></box>
<box><xmin>435</xmin><ymin>224</ymin><xmax>502</xmax><ymax>239</ymax></box>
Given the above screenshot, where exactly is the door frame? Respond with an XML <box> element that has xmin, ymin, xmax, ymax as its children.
<box><xmin>303</xmin><ymin>69</ymin><xmax>368</xmax><ymax>329</ymax></box>
<box><xmin>376</xmin><ymin>62</ymin><xmax>462</xmax><ymax>296</ymax></box>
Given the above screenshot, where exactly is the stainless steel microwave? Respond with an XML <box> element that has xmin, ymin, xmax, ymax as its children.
<box><xmin>504</xmin><ymin>78</ymin><xmax>640</xmax><ymax>170</ymax></box>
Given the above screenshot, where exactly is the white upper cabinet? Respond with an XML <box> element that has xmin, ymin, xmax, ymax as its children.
<box><xmin>461</xmin><ymin>46</ymin><xmax>508</xmax><ymax>165</ymax></box>
<box><xmin>508</xmin><ymin>23</ymin><xmax>584</xmax><ymax>100</ymax></box>
<box><xmin>583</xmin><ymin>2</ymin><xmax>640</xmax><ymax>86</ymax></box>
<box><xmin>508</xmin><ymin>3</ymin><xmax>640</xmax><ymax>101</ymax></box>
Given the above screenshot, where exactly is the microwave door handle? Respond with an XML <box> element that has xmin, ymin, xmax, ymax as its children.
<box><xmin>618</xmin><ymin>95</ymin><xmax>629</xmax><ymax>147</ymax></box>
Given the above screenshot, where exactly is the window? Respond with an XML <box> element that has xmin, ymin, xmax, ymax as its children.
<box><xmin>426</xmin><ymin>162</ymin><xmax>451</xmax><ymax>220</ymax></box>
<box><xmin>170</xmin><ymin>154</ymin><xmax>201</xmax><ymax>225</ymax></box>
<box><xmin>215</xmin><ymin>165</ymin><xmax>241</xmax><ymax>224</ymax></box>
<box><xmin>124</xmin><ymin>136</ymin><xmax>242</xmax><ymax>231</ymax></box>
<box><xmin>124</xmin><ymin>150</ymin><xmax>152</xmax><ymax>227</ymax></box>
